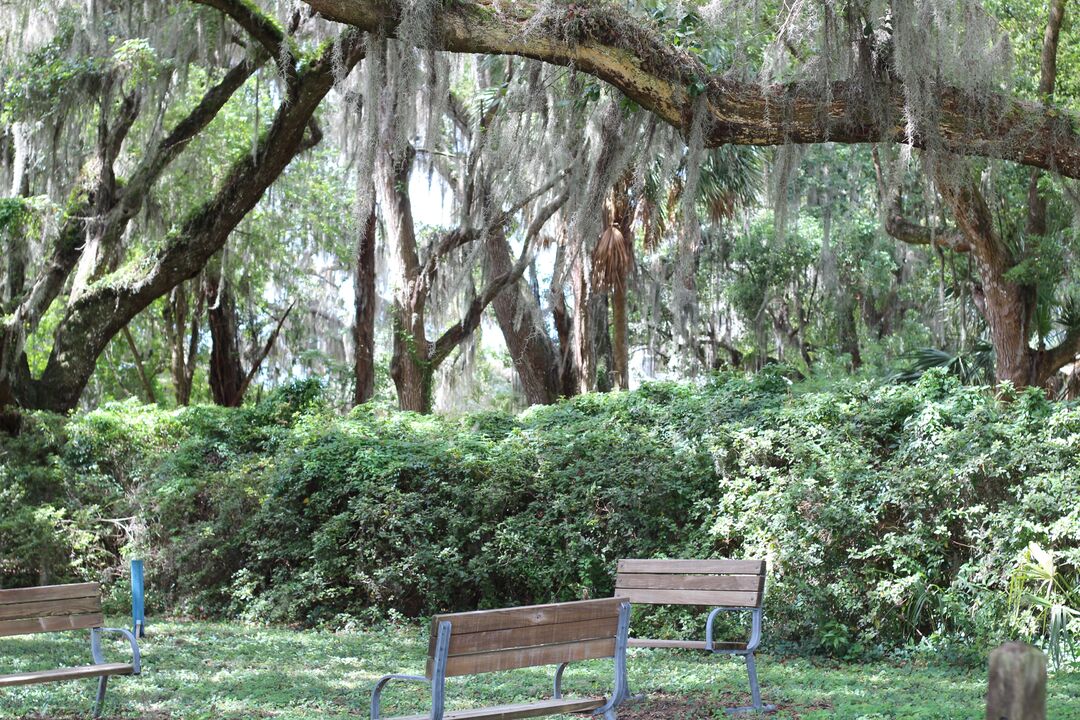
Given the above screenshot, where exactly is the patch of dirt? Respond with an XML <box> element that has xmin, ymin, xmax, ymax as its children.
<box><xmin>618</xmin><ymin>692</ymin><xmax>833</xmax><ymax>719</ymax></box>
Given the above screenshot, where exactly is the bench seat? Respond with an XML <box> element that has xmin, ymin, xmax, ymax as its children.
<box><xmin>371</xmin><ymin>599</ymin><xmax>631</xmax><ymax>720</ymax></box>
<box><xmin>0</xmin><ymin>663</ymin><xmax>135</xmax><ymax>688</ymax></box>
<box><xmin>0</xmin><ymin>582</ymin><xmax>140</xmax><ymax>717</ymax></box>
<box><xmin>387</xmin><ymin>697</ymin><xmax>606</xmax><ymax>720</ymax></box>
<box><xmin>616</xmin><ymin>559</ymin><xmax>773</xmax><ymax>713</ymax></box>
<box><xmin>627</xmin><ymin>639</ymin><xmax>748</xmax><ymax>652</ymax></box>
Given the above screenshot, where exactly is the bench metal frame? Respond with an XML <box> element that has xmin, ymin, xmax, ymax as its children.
<box><xmin>615</xmin><ymin>559</ymin><xmax>774</xmax><ymax>715</ymax></box>
<box><xmin>704</xmin><ymin>607</ymin><xmax>773</xmax><ymax>714</ymax></box>
<box><xmin>371</xmin><ymin>602</ymin><xmax>632</xmax><ymax>720</ymax></box>
<box><xmin>89</xmin><ymin>626</ymin><xmax>142</xmax><ymax>717</ymax></box>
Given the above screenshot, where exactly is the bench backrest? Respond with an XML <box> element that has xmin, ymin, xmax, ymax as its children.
<box><xmin>0</xmin><ymin>583</ymin><xmax>103</xmax><ymax>637</ymax></box>
<box><xmin>427</xmin><ymin>598</ymin><xmax>627</xmax><ymax>677</ymax></box>
<box><xmin>615</xmin><ymin>559</ymin><xmax>765</xmax><ymax>608</ymax></box>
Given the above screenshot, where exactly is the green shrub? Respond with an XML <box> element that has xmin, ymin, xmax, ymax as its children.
<box><xmin>2</xmin><ymin>372</ymin><xmax>1077</xmax><ymax>660</ymax></box>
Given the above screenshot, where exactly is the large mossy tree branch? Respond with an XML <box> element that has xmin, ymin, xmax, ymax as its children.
<box><xmin>305</xmin><ymin>0</ymin><xmax>1080</xmax><ymax>180</ymax></box>
<box><xmin>12</xmin><ymin>32</ymin><xmax>366</xmax><ymax>412</ymax></box>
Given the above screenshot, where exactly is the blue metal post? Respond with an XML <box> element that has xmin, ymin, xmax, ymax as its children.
<box><xmin>131</xmin><ymin>559</ymin><xmax>145</xmax><ymax>638</ymax></box>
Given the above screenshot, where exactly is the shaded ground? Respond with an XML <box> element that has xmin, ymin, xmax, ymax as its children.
<box><xmin>1</xmin><ymin>620</ymin><xmax>1077</xmax><ymax>719</ymax></box>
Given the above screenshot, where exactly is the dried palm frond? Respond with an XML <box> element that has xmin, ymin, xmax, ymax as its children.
<box><xmin>593</xmin><ymin>221</ymin><xmax>633</xmax><ymax>291</ymax></box>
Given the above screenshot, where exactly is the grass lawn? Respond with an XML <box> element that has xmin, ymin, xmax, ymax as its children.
<box><xmin>1</xmin><ymin>620</ymin><xmax>1078</xmax><ymax>719</ymax></box>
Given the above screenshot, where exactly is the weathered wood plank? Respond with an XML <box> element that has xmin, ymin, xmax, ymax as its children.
<box><xmin>985</xmin><ymin>643</ymin><xmax>1046</xmax><ymax>720</ymax></box>
<box><xmin>0</xmin><ymin>583</ymin><xmax>100</xmax><ymax>606</ymax></box>
<box><xmin>386</xmin><ymin>697</ymin><xmax>605</xmax><ymax>720</ymax></box>
<box><xmin>448</xmin><ymin>617</ymin><xmax>618</xmax><ymax>656</ymax></box>
<box><xmin>0</xmin><ymin>596</ymin><xmax>102</xmax><ymax>622</ymax></box>
<box><xmin>0</xmin><ymin>663</ymin><xmax>133</xmax><ymax>687</ymax></box>
<box><xmin>616</xmin><ymin>559</ymin><xmax>764</xmax><ymax>575</ymax></box>
<box><xmin>615</xmin><ymin>573</ymin><xmax>762</xmax><ymax>592</ymax></box>
<box><xmin>0</xmin><ymin>612</ymin><xmax>103</xmax><ymax>638</ymax></box>
<box><xmin>443</xmin><ymin>637</ymin><xmax>617</xmax><ymax>676</ymax></box>
<box><xmin>431</xmin><ymin>598</ymin><xmax>623</xmax><ymax>637</ymax></box>
<box><xmin>614</xmin><ymin>588</ymin><xmax>759</xmax><ymax>608</ymax></box>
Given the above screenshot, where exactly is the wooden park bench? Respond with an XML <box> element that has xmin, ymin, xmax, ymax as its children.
<box><xmin>0</xmin><ymin>582</ymin><xmax>141</xmax><ymax>718</ymax></box>
<box><xmin>371</xmin><ymin>598</ymin><xmax>631</xmax><ymax>720</ymax></box>
<box><xmin>615</xmin><ymin>559</ymin><xmax>774</xmax><ymax>714</ymax></box>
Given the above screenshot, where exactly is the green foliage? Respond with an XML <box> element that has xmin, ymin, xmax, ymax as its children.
<box><xmin>1009</xmin><ymin>542</ymin><xmax>1079</xmax><ymax>669</ymax></box>
<box><xmin>2</xmin><ymin>375</ymin><xmax>1079</xmax><ymax>661</ymax></box>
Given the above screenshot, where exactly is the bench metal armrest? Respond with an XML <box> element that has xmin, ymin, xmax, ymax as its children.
<box><xmin>91</xmin><ymin>627</ymin><xmax>141</xmax><ymax>674</ymax></box>
<box><xmin>371</xmin><ymin>674</ymin><xmax>430</xmax><ymax>720</ymax></box>
<box><xmin>705</xmin><ymin>607</ymin><xmax>763</xmax><ymax>653</ymax></box>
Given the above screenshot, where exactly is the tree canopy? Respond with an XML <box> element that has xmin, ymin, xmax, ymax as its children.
<box><xmin>2</xmin><ymin>0</ymin><xmax>1080</xmax><ymax>419</ymax></box>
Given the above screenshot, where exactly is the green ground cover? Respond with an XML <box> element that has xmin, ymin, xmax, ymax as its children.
<box><xmin>1</xmin><ymin>620</ymin><xmax>1077</xmax><ymax>720</ymax></box>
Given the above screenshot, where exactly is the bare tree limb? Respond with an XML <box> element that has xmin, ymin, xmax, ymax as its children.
<box><xmin>238</xmin><ymin>301</ymin><xmax>297</xmax><ymax>399</ymax></box>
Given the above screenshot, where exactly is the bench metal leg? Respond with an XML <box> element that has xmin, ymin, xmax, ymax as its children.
<box><xmin>93</xmin><ymin>675</ymin><xmax>109</xmax><ymax>718</ymax></box>
<box><xmin>724</xmin><ymin>653</ymin><xmax>775</xmax><ymax>714</ymax></box>
<box><xmin>602</xmin><ymin>709</ymin><xmax>617</xmax><ymax>720</ymax></box>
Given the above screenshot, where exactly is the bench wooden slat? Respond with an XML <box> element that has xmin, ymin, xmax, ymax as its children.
<box><xmin>0</xmin><ymin>663</ymin><xmax>133</xmax><ymax>688</ymax></box>
<box><xmin>614</xmin><ymin>588</ymin><xmax>759</xmax><ymax>608</ymax></box>
<box><xmin>443</xmin><ymin>637</ymin><xmax>617</xmax><ymax>677</ymax></box>
<box><xmin>0</xmin><ymin>612</ymin><xmax>104</xmax><ymax>638</ymax></box>
<box><xmin>432</xmin><ymin>598</ymin><xmax>623</xmax><ymax>637</ymax></box>
<box><xmin>616</xmin><ymin>559</ymin><xmax>764</xmax><ymax>575</ymax></box>
<box><xmin>447</xmin><ymin>616</ymin><xmax>619</xmax><ymax>656</ymax></box>
<box><xmin>0</xmin><ymin>595</ymin><xmax>103</xmax><ymax>622</ymax></box>
<box><xmin>615</xmin><ymin>573</ymin><xmax>761</xmax><ymax>592</ymax></box>
<box><xmin>386</xmin><ymin>697</ymin><xmax>606</xmax><ymax>720</ymax></box>
<box><xmin>0</xmin><ymin>583</ymin><xmax>100</xmax><ymax>606</ymax></box>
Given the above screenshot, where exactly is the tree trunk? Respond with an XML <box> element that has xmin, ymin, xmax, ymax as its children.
<box><xmin>485</xmin><ymin>225</ymin><xmax>561</xmax><ymax>405</ymax></box>
<box><xmin>611</xmin><ymin>282</ymin><xmax>629</xmax><ymax>389</ymax></box>
<box><xmin>390</xmin><ymin>306</ymin><xmax>433</xmax><ymax>413</ymax></box>
<box><xmin>570</xmin><ymin>252</ymin><xmax>594</xmax><ymax>393</ymax></box>
<box><xmin>205</xmin><ymin>273</ymin><xmax>246</xmax><ymax>407</ymax></box>
<box><xmin>932</xmin><ymin>165</ymin><xmax>1080</xmax><ymax>389</ymax></box>
<box><xmin>838</xmin><ymin>292</ymin><xmax>862</xmax><ymax>371</ymax></box>
<box><xmin>353</xmin><ymin>207</ymin><xmax>377</xmax><ymax>405</ymax></box>
<box><xmin>590</xmin><ymin>290</ymin><xmax>614</xmax><ymax>392</ymax></box>
<box><xmin>163</xmin><ymin>281</ymin><xmax>202</xmax><ymax>406</ymax></box>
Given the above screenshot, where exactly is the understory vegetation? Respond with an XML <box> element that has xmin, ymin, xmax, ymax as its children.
<box><xmin>2</xmin><ymin>372</ymin><xmax>1077</xmax><ymax>662</ymax></box>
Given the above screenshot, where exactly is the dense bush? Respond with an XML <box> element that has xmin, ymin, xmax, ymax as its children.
<box><xmin>1</xmin><ymin>370</ymin><xmax>1077</xmax><ymax>659</ymax></box>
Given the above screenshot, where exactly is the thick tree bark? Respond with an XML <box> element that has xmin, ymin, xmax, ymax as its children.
<box><xmin>353</xmin><ymin>208</ymin><xmax>377</xmax><ymax>406</ymax></box>
<box><xmin>570</xmin><ymin>253</ymin><xmax>594</xmax><ymax>394</ymax></box>
<box><xmin>549</xmin><ymin>246</ymin><xmax>579</xmax><ymax>396</ymax></box>
<box><xmin>305</xmin><ymin>0</ymin><xmax>1080</xmax><ymax>179</ymax></box>
<box><xmin>205</xmin><ymin>273</ymin><xmax>245</xmax><ymax>408</ymax></box>
<box><xmin>485</xmin><ymin>226</ymin><xmax>561</xmax><ymax>406</ymax></box>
